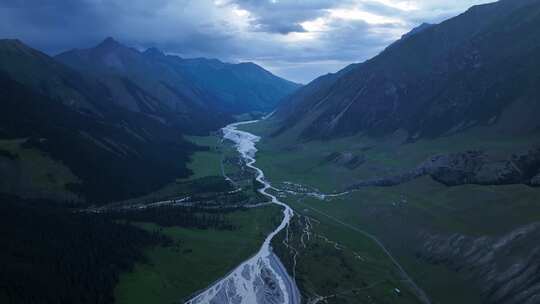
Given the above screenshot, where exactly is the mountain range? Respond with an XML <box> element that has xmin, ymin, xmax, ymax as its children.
<box><xmin>56</xmin><ymin>37</ymin><xmax>300</xmax><ymax>116</ymax></box>
<box><xmin>0</xmin><ymin>38</ymin><xmax>298</xmax><ymax>203</ymax></box>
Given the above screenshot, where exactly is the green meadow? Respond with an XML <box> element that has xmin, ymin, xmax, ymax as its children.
<box><xmin>115</xmin><ymin>206</ymin><xmax>282</xmax><ymax>304</ymax></box>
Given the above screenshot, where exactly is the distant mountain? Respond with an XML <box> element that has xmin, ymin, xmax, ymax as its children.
<box><xmin>274</xmin><ymin>0</ymin><xmax>540</xmax><ymax>140</ymax></box>
<box><xmin>52</xmin><ymin>38</ymin><xmax>231</xmax><ymax>134</ymax></box>
<box><xmin>0</xmin><ymin>39</ymin><xmax>203</xmax><ymax>203</ymax></box>
<box><xmin>56</xmin><ymin>38</ymin><xmax>300</xmax><ymax>114</ymax></box>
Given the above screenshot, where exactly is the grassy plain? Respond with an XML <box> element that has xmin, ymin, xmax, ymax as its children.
<box><xmin>115</xmin><ymin>205</ymin><xmax>282</xmax><ymax>304</ymax></box>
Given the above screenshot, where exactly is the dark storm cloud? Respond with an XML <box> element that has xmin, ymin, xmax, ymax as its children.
<box><xmin>0</xmin><ymin>0</ymin><xmax>495</xmax><ymax>83</ymax></box>
<box><xmin>0</xmin><ymin>0</ymin><xmax>112</xmax><ymax>52</ymax></box>
<box><xmin>225</xmin><ymin>0</ymin><xmax>348</xmax><ymax>34</ymax></box>
<box><xmin>0</xmin><ymin>0</ymin><xmax>232</xmax><ymax>55</ymax></box>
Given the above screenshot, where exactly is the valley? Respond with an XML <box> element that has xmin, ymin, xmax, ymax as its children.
<box><xmin>95</xmin><ymin>129</ymin><xmax>288</xmax><ymax>304</ymax></box>
<box><xmin>2</xmin><ymin>0</ymin><xmax>540</xmax><ymax>303</ymax></box>
<box><xmin>175</xmin><ymin>120</ymin><xmax>430</xmax><ymax>304</ymax></box>
<box><xmin>0</xmin><ymin>37</ymin><xmax>299</xmax><ymax>304</ymax></box>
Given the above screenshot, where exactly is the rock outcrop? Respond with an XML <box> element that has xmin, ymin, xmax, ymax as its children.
<box><xmin>424</xmin><ymin>148</ymin><xmax>540</xmax><ymax>186</ymax></box>
<box><xmin>346</xmin><ymin>148</ymin><xmax>540</xmax><ymax>190</ymax></box>
<box><xmin>418</xmin><ymin>223</ymin><xmax>540</xmax><ymax>304</ymax></box>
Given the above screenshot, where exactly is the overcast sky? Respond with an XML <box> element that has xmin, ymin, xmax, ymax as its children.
<box><xmin>0</xmin><ymin>0</ymin><xmax>495</xmax><ymax>83</ymax></box>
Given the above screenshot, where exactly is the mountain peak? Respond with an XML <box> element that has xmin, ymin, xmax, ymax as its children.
<box><xmin>97</xmin><ymin>37</ymin><xmax>121</xmax><ymax>49</ymax></box>
<box><xmin>0</xmin><ymin>38</ymin><xmax>46</xmax><ymax>59</ymax></box>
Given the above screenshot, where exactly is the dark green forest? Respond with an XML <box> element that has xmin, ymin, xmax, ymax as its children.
<box><xmin>0</xmin><ymin>195</ymin><xmax>246</xmax><ymax>304</ymax></box>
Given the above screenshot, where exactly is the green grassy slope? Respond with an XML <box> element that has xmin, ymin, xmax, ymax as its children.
<box><xmin>0</xmin><ymin>139</ymin><xmax>81</xmax><ymax>201</ymax></box>
<box><xmin>241</xmin><ymin>118</ymin><xmax>539</xmax><ymax>192</ymax></box>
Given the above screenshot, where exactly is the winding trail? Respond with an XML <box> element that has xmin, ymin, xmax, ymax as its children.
<box><xmin>186</xmin><ymin>120</ymin><xmax>301</xmax><ymax>304</ymax></box>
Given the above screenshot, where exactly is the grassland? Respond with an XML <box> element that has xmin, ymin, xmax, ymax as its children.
<box><xmin>182</xmin><ymin>135</ymin><xmax>223</xmax><ymax>180</ymax></box>
<box><xmin>115</xmin><ymin>205</ymin><xmax>283</xmax><ymax>304</ymax></box>
<box><xmin>272</xmin><ymin>209</ymin><xmax>423</xmax><ymax>304</ymax></box>
<box><xmin>0</xmin><ymin>138</ymin><xmax>81</xmax><ymax>201</ymax></box>
<box><xmin>239</xmin><ymin>119</ymin><xmax>540</xmax><ymax>304</ymax></box>
<box><xmin>275</xmin><ymin>180</ymin><xmax>540</xmax><ymax>304</ymax></box>
<box><xmin>111</xmin><ymin>134</ymin><xmax>234</xmax><ymax>207</ymax></box>
<box><xmin>239</xmin><ymin>119</ymin><xmax>538</xmax><ymax>192</ymax></box>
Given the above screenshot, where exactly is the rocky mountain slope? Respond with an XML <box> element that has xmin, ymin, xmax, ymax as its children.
<box><xmin>274</xmin><ymin>0</ymin><xmax>540</xmax><ymax>140</ymax></box>
<box><xmin>56</xmin><ymin>38</ymin><xmax>300</xmax><ymax>114</ymax></box>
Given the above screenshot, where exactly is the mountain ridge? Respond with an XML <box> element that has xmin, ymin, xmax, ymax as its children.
<box><xmin>273</xmin><ymin>0</ymin><xmax>540</xmax><ymax>141</ymax></box>
<box><xmin>56</xmin><ymin>38</ymin><xmax>301</xmax><ymax>114</ymax></box>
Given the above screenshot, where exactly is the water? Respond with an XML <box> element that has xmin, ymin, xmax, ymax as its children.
<box><xmin>186</xmin><ymin>121</ymin><xmax>301</xmax><ymax>304</ymax></box>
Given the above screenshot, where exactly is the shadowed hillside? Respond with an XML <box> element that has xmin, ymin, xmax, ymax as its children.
<box><xmin>274</xmin><ymin>0</ymin><xmax>540</xmax><ymax>140</ymax></box>
<box><xmin>0</xmin><ymin>39</ymin><xmax>205</xmax><ymax>203</ymax></box>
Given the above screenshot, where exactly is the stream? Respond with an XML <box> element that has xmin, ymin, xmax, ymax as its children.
<box><xmin>186</xmin><ymin>120</ymin><xmax>301</xmax><ymax>304</ymax></box>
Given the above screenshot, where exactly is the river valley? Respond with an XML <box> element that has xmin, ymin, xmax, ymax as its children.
<box><xmin>186</xmin><ymin>121</ymin><xmax>301</xmax><ymax>304</ymax></box>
